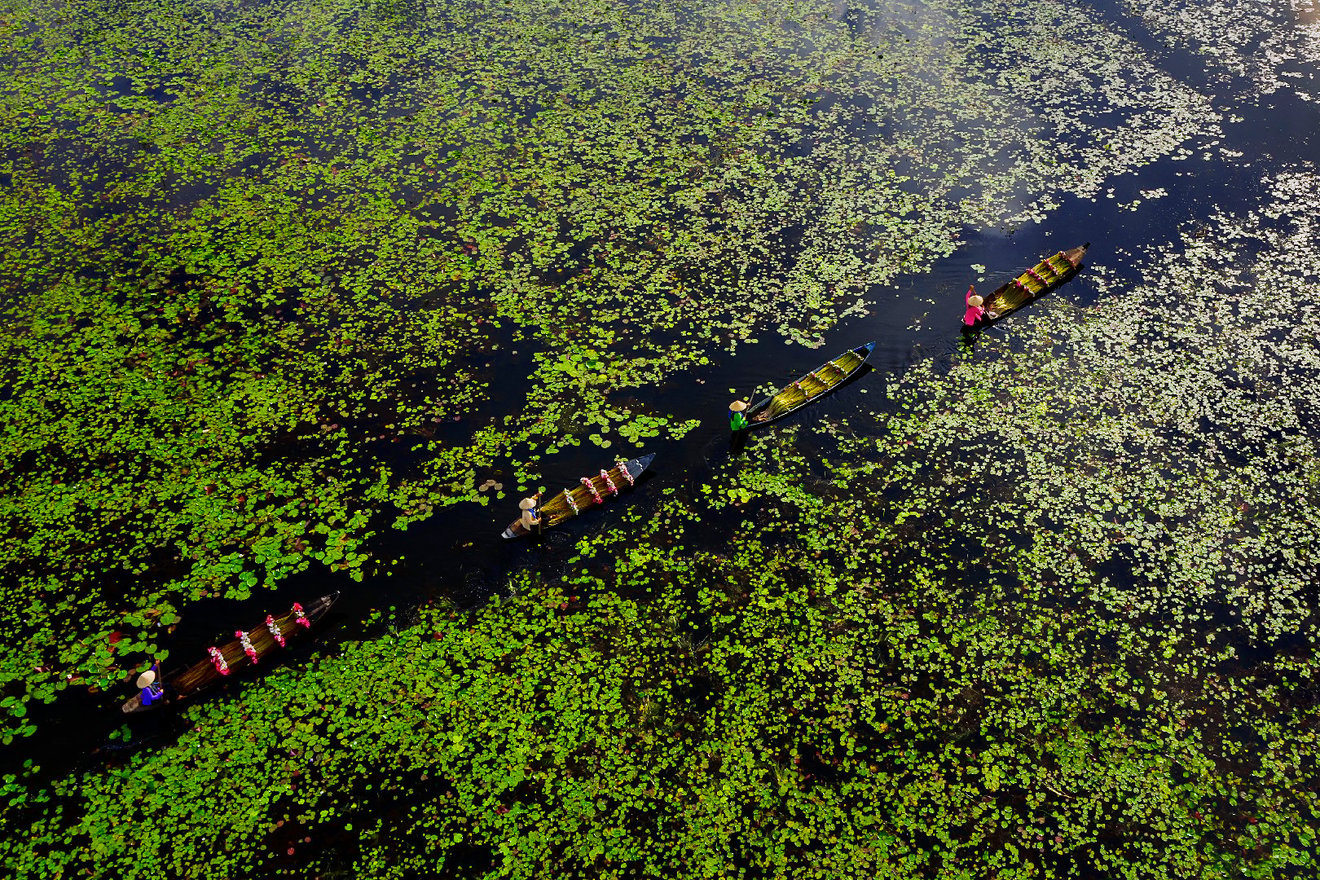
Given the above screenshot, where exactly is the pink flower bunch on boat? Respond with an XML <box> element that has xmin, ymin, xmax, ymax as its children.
<box><xmin>616</xmin><ymin>462</ymin><xmax>635</xmax><ymax>487</ymax></box>
<box><xmin>237</xmin><ymin>630</ymin><xmax>258</xmax><ymax>664</ymax></box>
<box><xmin>266</xmin><ymin>614</ymin><xmax>286</xmax><ymax>647</ymax></box>
<box><xmin>208</xmin><ymin>646</ymin><xmax>230</xmax><ymax>675</ymax></box>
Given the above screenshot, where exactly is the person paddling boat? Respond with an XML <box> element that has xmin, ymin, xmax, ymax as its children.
<box><xmin>964</xmin><ymin>286</ymin><xmax>986</xmax><ymax>327</ymax></box>
<box><xmin>518</xmin><ymin>495</ymin><xmax>542</xmax><ymax>534</ymax></box>
<box><xmin>136</xmin><ymin>665</ymin><xmax>167</xmax><ymax>708</ymax></box>
<box><xmin>729</xmin><ymin>399</ymin><xmax>750</xmax><ymax>432</ymax></box>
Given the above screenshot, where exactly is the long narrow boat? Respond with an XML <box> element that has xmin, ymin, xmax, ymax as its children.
<box><xmin>744</xmin><ymin>342</ymin><xmax>875</xmax><ymax>426</ymax></box>
<box><xmin>502</xmin><ymin>454</ymin><xmax>655</xmax><ymax>539</ymax></box>
<box><xmin>121</xmin><ymin>592</ymin><xmax>339</xmax><ymax>714</ymax></box>
<box><xmin>968</xmin><ymin>242</ymin><xmax>1090</xmax><ymax>328</ymax></box>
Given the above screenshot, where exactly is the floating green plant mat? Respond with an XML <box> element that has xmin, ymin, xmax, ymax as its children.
<box><xmin>4</xmin><ymin>167</ymin><xmax>1320</xmax><ymax>877</ymax></box>
<box><xmin>0</xmin><ymin>0</ymin><xmax>1221</xmax><ymax>734</ymax></box>
<box><xmin>1120</xmin><ymin>0</ymin><xmax>1320</xmax><ymax>99</ymax></box>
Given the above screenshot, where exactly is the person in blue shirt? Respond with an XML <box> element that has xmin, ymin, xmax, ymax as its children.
<box><xmin>518</xmin><ymin>495</ymin><xmax>542</xmax><ymax>534</ymax></box>
<box><xmin>137</xmin><ymin>665</ymin><xmax>166</xmax><ymax>707</ymax></box>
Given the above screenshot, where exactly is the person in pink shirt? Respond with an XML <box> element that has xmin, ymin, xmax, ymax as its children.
<box><xmin>963</xmin><ymin>285</ymin><xmax>986</xmax><ymax>327</ymax></box>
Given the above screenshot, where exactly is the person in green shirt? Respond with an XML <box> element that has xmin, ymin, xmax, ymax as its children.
<box><xmin>729</xmin><ymin>399</ymin><xmax>750</xmax><ymax>432</ymax></box>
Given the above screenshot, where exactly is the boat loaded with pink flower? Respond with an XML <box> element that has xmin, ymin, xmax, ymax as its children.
<box><xmin>501</xmin><ymin>455</ymin><xmax>655</xmax><ymax>538</ymax></box>
<box><xmin>964</xmin><ymin>242</ymin><xmax>1090</xmax><ymax>329</ymax></box>
<box><xmin>120</xmin><ymin>592</ymin><xmax>339</xmax><ymax>714</ymax></box>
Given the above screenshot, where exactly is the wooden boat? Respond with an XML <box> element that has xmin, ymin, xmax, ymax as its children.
<box><xmin>121</xmin><ymin>592</ymin><xmax>339</xmax><ymax>714</ymax></box>
<box><xmin>968</xmin><ymin>242</ymin><xmax>1090</xmax><ymax>328</ymax></box>
<box><xmin>744</xmin><ymin>342</ymin><xmax>875</xmax><ymax>426</ymax></box>
<box><xmin>502</xmin><ymin>454</ymin><xmax>655</xmax><ymax>539</ymax></box>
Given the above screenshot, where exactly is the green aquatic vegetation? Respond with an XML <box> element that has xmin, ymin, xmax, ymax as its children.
<box><xmin>1118</xmin><ymin>0</ymin><xmax>1320</xmax><ymax>99</ymax></box>
<box><xmin>9</xmin><ymin>150</ymin><xmax>1320</xmax><ymax>868</ymax></box>
<box><xmin>3</xmin><ymin>0</ymin><xmax>1320</xmax><ymax>871</ymax></box>
<box><xmin>0</xmin><ymin>0</ymin><xmax>1223</xmax><ymax>736</ymax></box>
<box><xmin>6</xmin><ymin>405</ymin><xmax>1320</xmax><ymax>876</ymax></box>
<box><xmin>897</xmin><ymin>169</ymin><xmax>1320</xmax><ymax>634</ymax></box>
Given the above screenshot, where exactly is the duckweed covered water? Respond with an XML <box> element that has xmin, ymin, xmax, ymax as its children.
<box><xmin>2</xmin><ymin>0</ymin><xmax>1319</xmax><ymax>875</ymax></box>
<box><xmin>0</xmin><ymin>0</ymin><xmax>1217</xmax><ymax>736</ymax></box>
